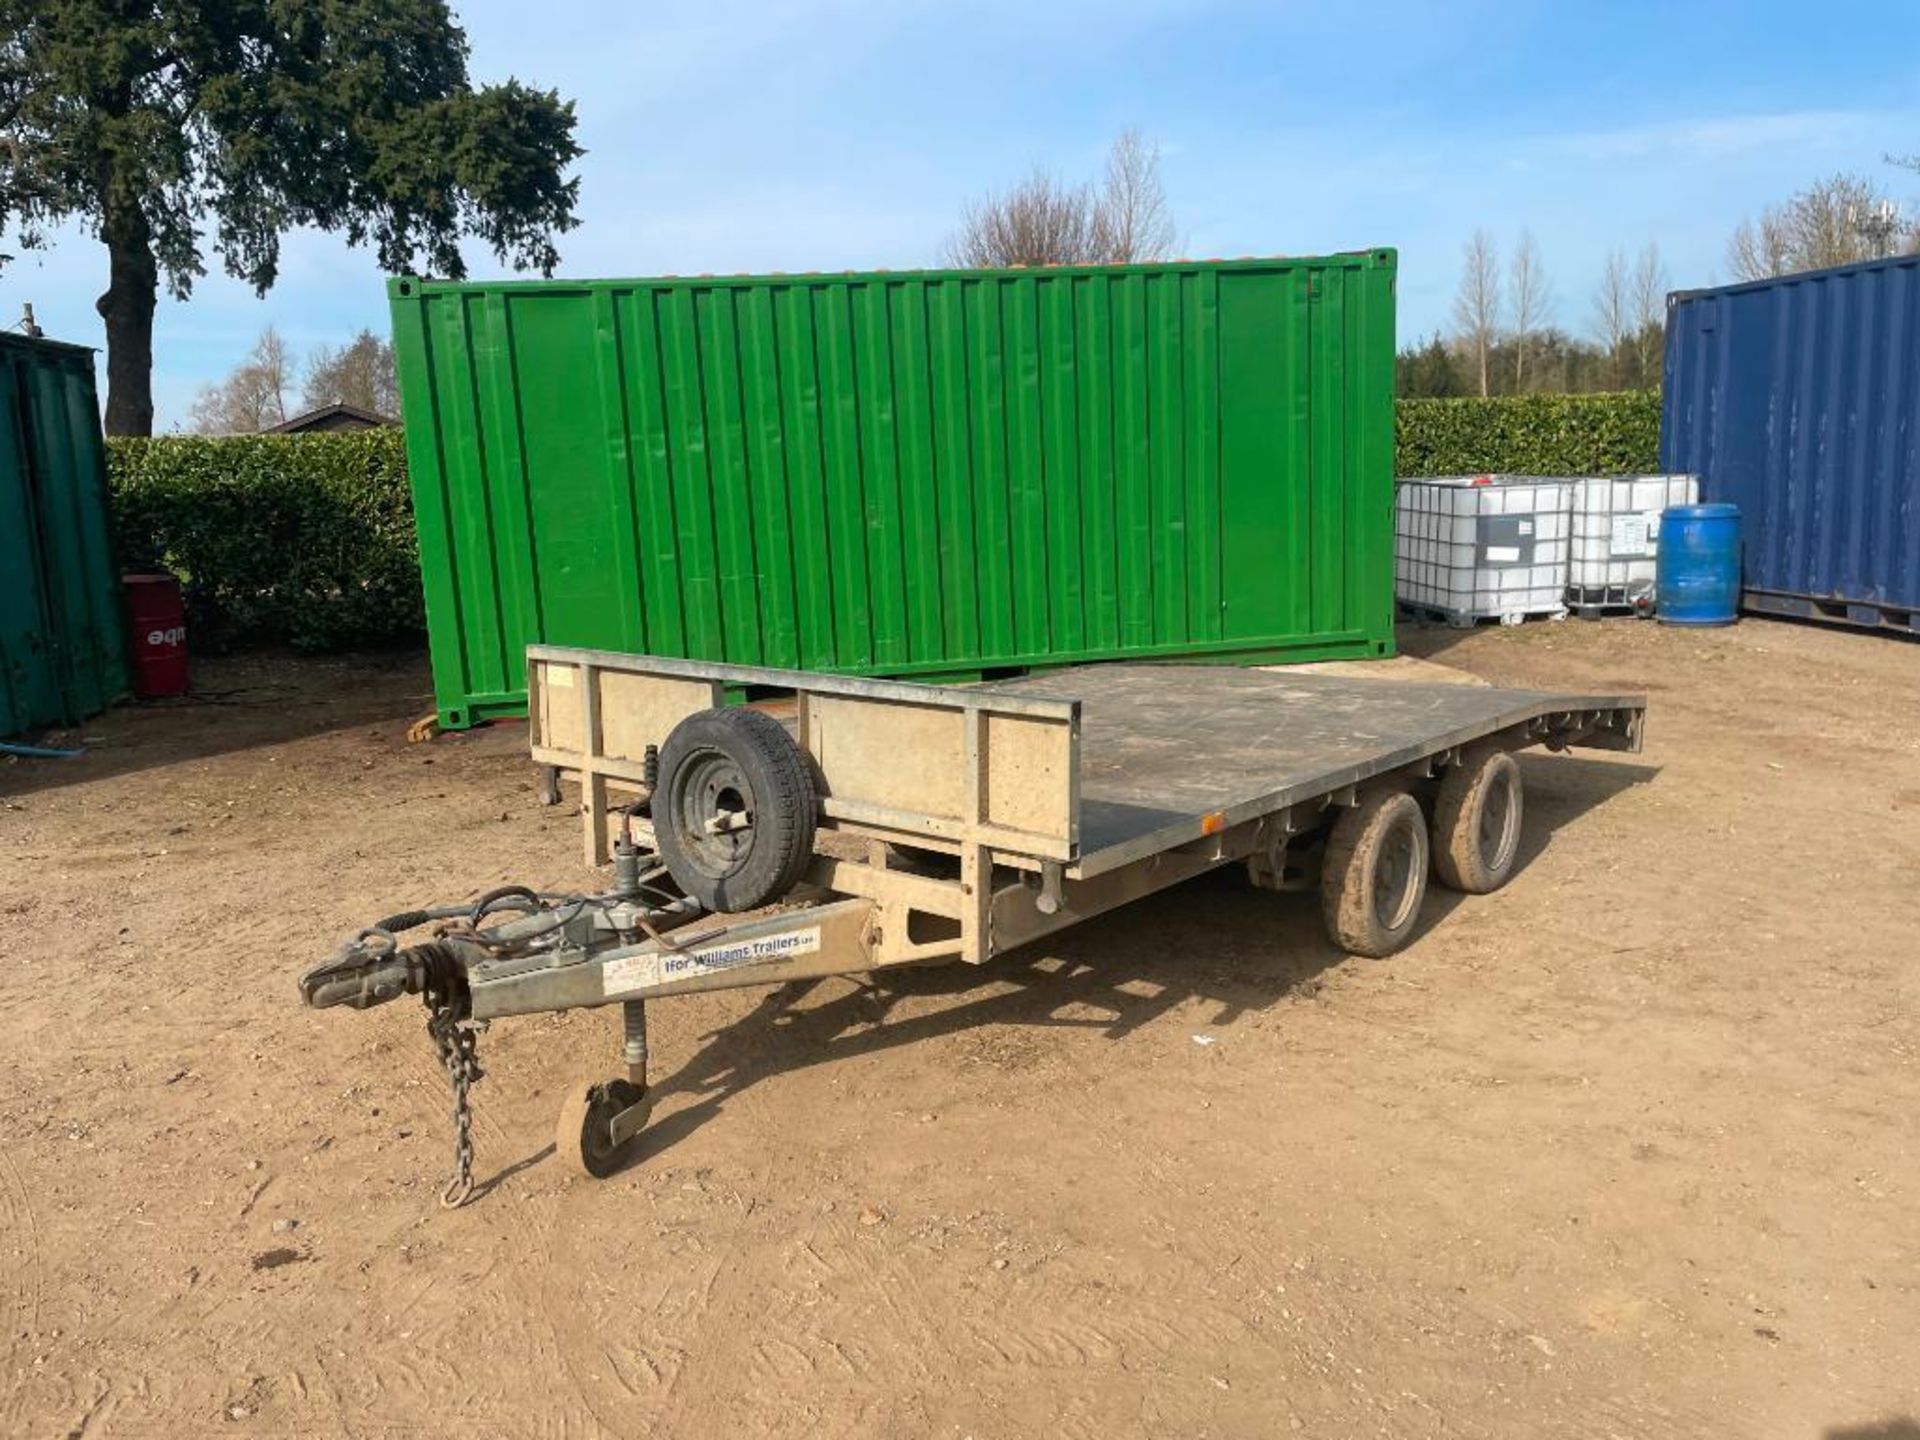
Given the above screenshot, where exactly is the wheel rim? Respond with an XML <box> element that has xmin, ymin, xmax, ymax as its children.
<box><xmin>668</xmin><ymin>749</ymin><xmax>756</xmax><ymax>879</ymax></box>
<box><xmin>581</xmin><ymin>1099</ymin><xmax>617</xmax><ymax>1165</ymax></box>
<box><xmin>1372</xmin><ymin>818</ymin><xmax>1422</xmax><ymax>931</ymax></box>
<box><xmin>573</xmin><ymin>1082</ymin><xmax>643</xmax><ymax>1176</ymax></box>
<box><xmin>1477</xmin><ymin>766</ymin><xmax>1521</xmax><ymax>872</ymax></box>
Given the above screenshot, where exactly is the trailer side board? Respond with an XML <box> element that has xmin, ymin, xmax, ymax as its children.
<box><xmin>526</xmin><ymin>648</ymin><xmax>1643</xmax><ymax>976</ymax></box>
<box><xmin>527</xmin><ymin>645</ymin><xmax>1082</xmax><ymax>873</ymax></box>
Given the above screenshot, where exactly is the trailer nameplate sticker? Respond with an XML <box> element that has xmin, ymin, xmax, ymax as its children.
<box><xmin>602</xmin><ymin>925</ymin><xmax>823</xmax><ymax>996</ymax></box>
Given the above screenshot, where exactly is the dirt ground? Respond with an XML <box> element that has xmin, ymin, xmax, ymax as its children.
<box><xmin>2</xmin><ymin>616</ymin><xmax>1916</xmax><ymax>1439</ymax></box>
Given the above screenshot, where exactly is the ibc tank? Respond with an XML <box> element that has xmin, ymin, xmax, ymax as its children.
<box><xmin>1656</xmin><ymin>504</ymin><xmax>1740</xmax><ymax>626</ymax></box>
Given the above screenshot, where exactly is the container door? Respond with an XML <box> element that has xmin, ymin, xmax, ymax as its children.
<box><xmin>0</xmin><ymin>356</ymin><xmax>63</xmax><ymax>734</ymax></box>
<box><xmin>1216</xmin><ymin>267</ymin><xmax>1310</xmax><ymax>642</ymax></box>
<box><xmin>20</xmin><ymin>352</ymin><xmax>128</xmax><ymax>720</ymax></box>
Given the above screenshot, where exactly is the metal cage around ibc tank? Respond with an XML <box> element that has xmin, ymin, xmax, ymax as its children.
<box><xmin>1394</xmin><ymin>475</ymin><xmax>1571</xmax><ymax>627</ymax></box>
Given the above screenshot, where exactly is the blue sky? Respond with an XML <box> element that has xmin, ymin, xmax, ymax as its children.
<box><xmin>5</xmin><ymin>0</ymin><xmax>1919</xmax><ymax>427</ymax></box>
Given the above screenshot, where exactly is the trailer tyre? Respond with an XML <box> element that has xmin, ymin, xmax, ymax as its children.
<box><xmin>559</xmin><ymin>1079</ymin><xmax>649</xmax><ymax>1179</ymax></box>
<box><xmin>1431</xmin><ymin>749</ymin><xmax>1524</xmax><ymax>894</ymax></box>
<box><xmin>655</xmin><ymin>708</ymin><xmax>817</xmax><ymax>913</ymax></box>
<box><xmin>1321</xmin><ymin>790</ymin><xmax>1429</xmax><ymax>958</ymax></box>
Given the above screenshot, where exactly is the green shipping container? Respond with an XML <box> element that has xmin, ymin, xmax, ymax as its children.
<box><xmin>390</xmin><ymin>250</ymin><xmax>1398</xmax><ymax>729</ymax></box>
<box><xmin>0</xmin><ymin>333</ymin><xmax>130</xmax><ymax>737</ymax></box>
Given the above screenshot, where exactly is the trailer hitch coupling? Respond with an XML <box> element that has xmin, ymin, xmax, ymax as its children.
<box><xmin>298</xmin><ymin>855</ymin><xmax>711</xmax><ymax>1205</ymax></box>
<box><xmin>301</xmin><ymin>928</ymin><xmax>487</xmax><ymax>1204</ymax></box>
<box><xmin>299</xmin><ymin>934</ymin><xmax>464</xmax><ymax>1012</ymax></box>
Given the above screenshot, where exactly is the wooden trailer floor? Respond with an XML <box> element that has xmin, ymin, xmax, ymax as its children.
<box><xmin>988</xmin><ymin>665</ymin><xmax>1644</xmax><ymax>877</ymax></box>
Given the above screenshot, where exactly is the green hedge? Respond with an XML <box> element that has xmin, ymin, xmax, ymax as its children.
<box><xmin>1395</xmin><ymin>390</ymin><xmax>1661</xmax><ymax>477</ymax></box>
<box><xmin>105</xmin><ymin>392</ymin><xmax>1664</xmax><ymax>652</ymax></box>
<box><xmin>106</xmin><ymin>430</ymin><xmax>421</xmax><ymax>652</ymax></box>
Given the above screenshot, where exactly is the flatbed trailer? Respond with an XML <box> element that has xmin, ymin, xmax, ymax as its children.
<box><xmin>302</xmin><ymin>649</ymin><xmax>1645</xmax><ymax>1203</ymax></box>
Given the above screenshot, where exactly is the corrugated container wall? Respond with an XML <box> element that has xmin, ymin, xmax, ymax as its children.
<box><xmin>390</xmin><ymin>252</ymin><xmax>1399</xmax><ymax>728</ymax></box>
<box><xmin>0</xmin><ymin>334</ymin><xmax>130</xmax><ymax>736</ymax></box>
<box><xmin>1662</xmin><ymin>254</ymin><xmax>1920</xmax><ymax>633</ymax></box>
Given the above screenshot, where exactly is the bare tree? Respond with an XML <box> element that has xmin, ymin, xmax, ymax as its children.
<box><xmin>1727</xmin><ymin>211</ymin><xmax>1790</xmax><ymax>283</ymax></box>
<box><xmin>947</xmin><ymin>130</ymin><xmax>1176</xmax><ymax>268</ymax></box>
<box><xmin>1507</xmin><ymin>230</ymin><xmax>1552</xmax><ymax>392</ymax></box>
<box><xmin>1090</xmin><ymin>128</ymin><xmax>1176</xmax><ymax>264</ymax></box>
<box><xmin>1728</xmin><ymin>173</ymin><xmax>1920</xmax><ymax>280</ymax></box>
<box><xmin>1629</xmin><ymin>243</ymin><xmax>1668</xmax><ymax>386</ymax></box>
<box><xmin>303</xmin><ymin>329</ymin><xmax>400</xmax><ymax>416</ymax></box>
<box><xmin>188</xmin><ymin>326</ymin><xmax>293</xmax><ymax>434</ymax></box>
<box><xmin>1592</xmin><ymin>247</ymin><xmax>1632</xmax><ymax>386</ymax></box>
<box><xmin>946</xmin><ymin>166</ymin><xmax>1096</xmax><ymax>268</ymax></box>
<box><xmin>1451</xmin><ymin>229</ymin><xmax>1502</xmax><ymax>398</ymax></box>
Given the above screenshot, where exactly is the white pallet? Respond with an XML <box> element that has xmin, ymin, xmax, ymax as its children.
<box><xmin>1395</xmin><ymin>475</ymin><xmax>1572</xmax><ymax>624</ymax></box>
<box><xmin>1568</xmin><ymin>473</ymin><xmax>1699</xmax><ymax>610</ymax></box>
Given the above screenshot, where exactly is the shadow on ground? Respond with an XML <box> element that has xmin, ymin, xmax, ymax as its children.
<box><xmin>600</xmin><ymin>750</ymin><xmax>1658</xmax><ymax>1170</ymax></box>
<box><xmin>1393</xmin><ymin>613</ymin><xmax>1524</xmax><ymax>661</ymax></box>
<box><xmin>1</xmin><ymin>649</ymin><xmax>436</xmax><ymax>798</ymax></box>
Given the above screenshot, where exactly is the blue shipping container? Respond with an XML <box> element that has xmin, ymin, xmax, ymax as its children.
<box><xmin>1661</xmin><ymin>254</ymin><xmax>1920</xmax><ymax>634</ymax></box>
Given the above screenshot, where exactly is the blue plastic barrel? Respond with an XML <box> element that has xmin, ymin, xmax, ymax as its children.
<box><xmin>1656</xmin><ymin>503</ymin><xmax>1740</xmax><ymax>626</ymax></box>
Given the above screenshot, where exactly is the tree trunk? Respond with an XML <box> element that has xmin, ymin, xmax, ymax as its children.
<box><xmin>95</xmin><ymin>198</ymin><xmax>159</xmax><ymax>437</ymax></box>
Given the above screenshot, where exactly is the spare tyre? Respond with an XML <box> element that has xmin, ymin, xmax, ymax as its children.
<box><xmin>653</xmin><ymin>707</ymin><xmax>817</xmax><ymax>912</ymax></box>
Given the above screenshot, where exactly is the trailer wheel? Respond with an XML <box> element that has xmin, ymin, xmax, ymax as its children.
<box><xmin>559</xmin><ymin>1079</ymin><xmax>649</xmax><ymax>1179</ymax></box>
<box><xmin>1321</xmin><ymin>790</ymin><xmax>1429</xmax><ymax>958</ymax></box>
<box><xmin>1431</xmin><ymin>749</ymin><xmax>1523</xmax><ymax>894</ymax></box>
<box><xmin>654</xmin><ymin>707</ymin><xmax>817</xmax><ymax>912</ymax></box>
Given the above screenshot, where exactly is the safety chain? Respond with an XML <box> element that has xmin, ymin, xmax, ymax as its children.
<box><xmin>422</xmin><ymin>971</ymin><xmax>484</xmax><ymax>1209</ymax></box>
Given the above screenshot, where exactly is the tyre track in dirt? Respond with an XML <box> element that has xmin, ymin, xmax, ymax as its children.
<box><xmin>952</xmin><ymin>839</ymin><xmax>1752</xmax><ymax>1439</ymax></box>
<box><xmin>521</xmin><ymin>1042</ymin><xmax>893</xmax><ymax>1435</ymax></box>
<box><xmin>0</xmin><ymin>1141</ymin><xmax>47</xmax><ymax>1433</ymax></box>
<box><xmin>6</xmin><ymin>627</ymin><xmax>1920</xmax><ymax>1435</ymax></box>
<box><xmin>502</xmin><ymin>990</ymin><xmax>1022</xmax><ymax>1435</ymax></box>
<box><xmin>285</xmin><ymin>1023</ymin><xmax>631</xmax><ymax>1439</ymax></box>
<box><xmin>513</xmin><ymin>978</ymin><xmax>1304</xmax><ymax>1437</ymax></box>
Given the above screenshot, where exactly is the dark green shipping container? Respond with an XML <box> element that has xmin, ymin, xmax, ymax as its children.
<box><xmin>0</xmin><ymin>333</ymin><xmax>130</xmax><ymax>736</ymax></box>
<box><xmin>390</xmin><ymin>251</ymin><xmax>1398</xmax><ymax>728</ymax></box>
